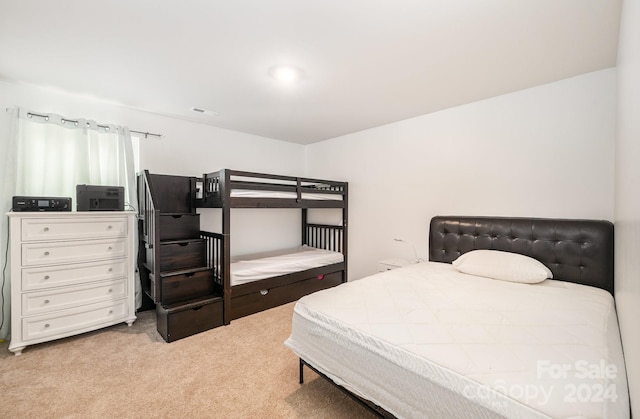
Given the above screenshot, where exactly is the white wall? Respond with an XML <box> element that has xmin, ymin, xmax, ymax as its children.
<box><xmin>0</xmin><ymin>69</ymin><xmax>624</xmax><ymax>406</ymax></box>
<box><xmin>615</xmin><ymin>0</ymin><xmax>640</xmax><ymax>414</ymax></box>
<box><xmin>0</xmin><ymin>80</ymin><xmax>308</xmax><ymax>255</ymax></box>
<box><xmin>306</xmin><ymin>69</ymin><xmax>617</xmax><ymax>283</ymax></box>
<box><xmin>0</xmin><ymin>51</ymin><xmax>629</xmax><ymax>414</ymax></box>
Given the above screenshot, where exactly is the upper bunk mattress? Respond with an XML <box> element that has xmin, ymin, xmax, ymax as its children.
<box><xmin>285</xmin><ymin>262</ymin><xmax>629</xmax><ymax>419</ymax></box>
<box><xmin>230</xmin><ymin>245</ymin><xmax>344</xmax><ymax>286</ymax></box>
<box><xmin>230</xmin><ymin>189</ymin><xmax>343</xmax><ymax>200</ymax></box>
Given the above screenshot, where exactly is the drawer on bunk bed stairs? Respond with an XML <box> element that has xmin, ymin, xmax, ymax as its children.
<box><xmin>159</xmin><ymin>214</ymin><xmax>200</xmax><ymax>241</ymax></box>
<box><xmin>158</xmin><ymin>239</ymin><xmax>206</xmax><ymax>272</ymax></box>
<box><xmin>160</xmin><ymin>268</ymin><xmax>215</xmax><ymax>305</ymax></box>
<box><xmin>156</xmin><ymin>296</ymin><xmax>223</xmax><ymax>342</ymax></box>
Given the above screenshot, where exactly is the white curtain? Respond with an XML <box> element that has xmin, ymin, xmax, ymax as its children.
<box><xmin>0</xmin><ymin>108</ymin><xmax>140</xmax><ymax>340</ymax></box>
<box><xmin>0</xmin><ymin>109</ymin><xmax>19</xmax><ymax>341</ymax></box>
<box><xmin>14</xmin><ymin>109</ymin><xmax>137</xmax><ymax>205</ymax></box>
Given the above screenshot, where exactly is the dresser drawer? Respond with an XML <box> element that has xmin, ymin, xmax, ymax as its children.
<box><xmin>21</xmin><ymin>217</ymin><xmax>127</xmax><ymax>242</ymax></box>
<box><xmin>22</xmin><ymin>299</ymin><xmax>128</xmax><ymax>342</ymax></box>
<box><xmin>22</xmin><ymin>279</ymin><xmax>126</xmax><ymax>316</ymax></box>
<box><xmin>22</xmin><ymin>239</ymin><xmax>126</xmax><ymax>266</ymax></box>
<box><xmin>22</xmin><ymin>259</ymin><xmax>127</xmax><ymax>291</ymax></box>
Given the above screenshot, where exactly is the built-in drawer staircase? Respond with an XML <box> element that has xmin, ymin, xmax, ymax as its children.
<box><xmin>137</xmin><ymin>171</ymin><xmax>223</xmax><ymax>342</ymax></box>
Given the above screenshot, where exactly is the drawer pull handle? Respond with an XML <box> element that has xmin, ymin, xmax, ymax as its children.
<box><xmin>108</xmin><ymin>310</ymin><xmax>113</xmax><ymax>314</ymax></box>
<box><xmin>44</xmin><ymin>251</ymin><xmax>50</xmax><ymax>256</ymax></box>
<box><xmin>44</xmin><ymin>300</ymin><xmax>50</xmax><ymax>304</ymax></box>
<box><xmin>44</xmin><ymin>275</ymin><xmax>50</xmax><ymax>280</ymax></box>
<box><xmin>107</xmin><ymin>225</ymin><xmax>113</xmax><ymax>230</ymax></box>
<box><xmin>260</xmin><ymin>289</ymin><xmax>269</xmax><ymax>296</ymax></box>
<box><xmin>44</xmin><ymin>324</ymin><xmax>50</xmax><ymax>328</ymax></box>
<box><xmin>43</xmin><ymin>227</ymin><xmax>49</xmax><ymax>232</ymax></box>
<box><xmin>108</xmin><ymin>246</ymin><xmax>113</xmax><ymax>251</ymax></box>
<box><xmin>108</xmin><ymin>268</ymin><xmax>113</xmax><ymax>272</ymax></box>
<box><xmin>108</xmin><ymin>289</ymin><xmax>113</xmax><ymax>293</ymax></box>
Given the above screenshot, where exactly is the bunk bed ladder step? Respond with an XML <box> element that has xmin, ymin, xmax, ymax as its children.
<box><xmin>137</xmin><ymin>170</ymin><xmax>224</xmax><ymax>343</ymax></box>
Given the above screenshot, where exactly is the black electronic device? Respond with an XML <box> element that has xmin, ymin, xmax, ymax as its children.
<box><xmin>76</xmin><ymin>184</ymin><xmax>124</xmax><ymax>211</ymax></box>
<box><xmin>12</xmin><ymin>196</ymin><xmax>72</xmax><ymax>212</ymax></box>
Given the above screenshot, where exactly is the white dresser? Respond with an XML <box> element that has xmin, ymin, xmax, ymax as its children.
<box><xmin>8</xmin><ymin>211</ymin><xmax>137</xmax><ymax>355</ymax></box>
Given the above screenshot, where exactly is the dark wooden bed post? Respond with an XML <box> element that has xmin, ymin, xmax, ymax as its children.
<box><xmin>221</xmin><ymin>169</ymin><xmax>232</xmax><ymax>325</ymax></box>
<box><xmin>342</xmin><ymin>183</ymin><xmax>348</xmax><ymax>283</ymax></box>
<box><xmin>302</xmin><ymin>208</ymin><xmax>308</xmax><ymax>246</ymax></box>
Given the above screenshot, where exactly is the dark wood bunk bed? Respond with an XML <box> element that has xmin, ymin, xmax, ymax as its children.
<box><xmin>137</xmin><ymin>169</ymin><xmax>348</xmax><ymax>341</ymax></box>
<box><xmin>197</xmin><ymin>169</ymin><xmax>348</xmax><ymax>325</ymax></box>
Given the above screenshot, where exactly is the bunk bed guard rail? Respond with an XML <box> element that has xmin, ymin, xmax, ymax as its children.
<box><xmin>200</xmin><ymin>223</ymin><xmax>344</xmax><ymax>280</ymax></box>
<box><xmin>199</xmin><ymin>231</ymin><xmax>225</xmax><ymax>293</ymax></box>
<box><xmin>137</xmin><ymin>170</ymin><xmax>161</xmax><ymax>301</ymax></box>
<box><xmin>304</xmin><ymin>223</ymin><xmax>344</xmax><ymax>252</ymax></box>
<box><xmin>201</xmin><ymin>169</ymin><xmax>346</xmax><ymax>207</ymax></box>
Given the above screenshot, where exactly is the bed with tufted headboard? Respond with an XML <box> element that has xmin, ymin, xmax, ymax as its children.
<box><xmin>428</xmin><ymin>216</ymin><xmax>614</xmax><ymax>294</ymax></box>
<box><xmin>285</xmin><ymin>215</ymin><xmax>628</xmax><ymax>418</ymax></box>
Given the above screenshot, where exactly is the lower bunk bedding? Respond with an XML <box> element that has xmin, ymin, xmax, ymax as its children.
<box><xmin>200</xmin><ymin>229</ymin><xmax>346</xmax><ymax>323</ymax></box>
<box><xmin>285</xmin><ymin>261</ymin><xmax>629</xmax><ymax>418</ymax></box>
<box><xmin>228</xmin><ymin>246</ymin><xmax>345</xmax><ymax>320</ymax></box>
<box><xmin>230</xmin><ymin>245</ymin><xmax>344</xmax><ymax>285</ymax></box>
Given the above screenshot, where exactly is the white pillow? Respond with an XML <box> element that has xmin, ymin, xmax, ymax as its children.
<box><xmin>452</xmin><ymin>250</ymin><xmax>552</xmax><ymax>284</ymax></box>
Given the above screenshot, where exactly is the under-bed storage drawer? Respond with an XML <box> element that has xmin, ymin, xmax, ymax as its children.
<box><xmin>160</xmin><ymin>268</ymin><xmax>215</xmax><ymax>305</ymax></box>
<box><xmin>157</xmin><ymin>239</ymin><xmax>206</xmax><ymax>272</ymax></box>
<box><xmin>231</xmin><ymin>271</ymin><xmax>343</xmax><ymax>320</ymax></box>
<box><xmin>156</xmin><ymin>296</ymin><xmax>223</xmax><ymax>342</ymax></box>
<box><xmin>159</xmin><ymin>214</ymin><xmax>200</xmax><ymax>241</ymax></box>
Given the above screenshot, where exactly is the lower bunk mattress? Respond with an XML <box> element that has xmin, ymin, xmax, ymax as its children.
<box><xmin>230</xmin><ymin>245</ymin><xmax>344</xmax><ymax>286</ymax></box>
<box><xmin>285</xmin><ymin>262</ymin><xmax>629</xmax><ymax>419</ymax></box>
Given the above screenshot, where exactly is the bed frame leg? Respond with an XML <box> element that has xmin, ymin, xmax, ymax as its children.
<box><xmin>296</xmin><ymin>357</ymin><xmax>393</xmax><ymax>418</ymax></box>
<box><xmin>299</xmin><ymin>358</ymin><xmax>304</xmax><ymax>384</ymax></box>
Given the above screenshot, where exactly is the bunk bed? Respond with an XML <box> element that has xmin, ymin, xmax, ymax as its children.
<box><xmin>286</xmin><ymin>216</ymin><xmax>629</xmax><ymax>418</ymax></box>
<box><xmin>197</xmin><ymin>169</ymin><xmax>348</xmax><ymax>325</ymax></box>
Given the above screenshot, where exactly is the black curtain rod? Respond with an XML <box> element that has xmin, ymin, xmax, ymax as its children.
<box><xmin>25</xmin><ymin>112</ymin><xmax>162</xmax><ymax>139</ymax></box>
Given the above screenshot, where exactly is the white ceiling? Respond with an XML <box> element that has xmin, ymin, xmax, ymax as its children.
<box><xmin>0</xmin><ymin>0</ymin><xmax>622</xmax><ymax>144</ymax></box>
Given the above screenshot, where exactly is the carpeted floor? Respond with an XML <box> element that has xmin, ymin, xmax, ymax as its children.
<box><xmin>0</xmin><ymin>302</ymin><xmax>375</xmax><ymax>418</ymax></box>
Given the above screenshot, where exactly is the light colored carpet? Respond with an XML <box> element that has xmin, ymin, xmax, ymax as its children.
<box><xmin>0</xmin><ymin>302</ymin><xmax>376</xmax><ymax>418</ymax></box>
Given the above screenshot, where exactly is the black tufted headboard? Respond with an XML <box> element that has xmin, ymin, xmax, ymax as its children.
<box><xmin>429</xmin><ymin>216</ymin><xmax>614</xmax><ymax>294</ymax></box>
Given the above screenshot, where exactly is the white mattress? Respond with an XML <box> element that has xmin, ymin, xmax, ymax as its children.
<box><xmin>230</xmin><ymin>245</ymin><xmax>344</xmax><ymax>286</ymax></box>
<box><xmin>230</xmin><ymin>189</ymin><xmax>343</xmax><ymax>200</ymax></box>
<box><xmin>285</xmin><ymin>262</ymin><xmax>629</xmax><ymax>419</ymax></box>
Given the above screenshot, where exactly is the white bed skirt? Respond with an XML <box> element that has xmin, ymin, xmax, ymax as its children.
<box><xmin>285</xmin><ymin>262</ymin><xmax>629</xmax><ymax>419</ymax></box>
